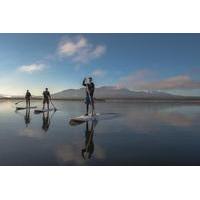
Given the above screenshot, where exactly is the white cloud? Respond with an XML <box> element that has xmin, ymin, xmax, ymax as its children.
<box><xmin>141</xmin><ymin>75</ymin><xmax>200</xmax><ymax>90</ymax></box>
<box><xmin>18</xmin><ymin>64</ymin><xmax>46</xmax><ymax>73</ymax></box>
<box><xmin>58</xmin><ymin>35</ymin><xmax>106</xmax><ymax>63</ymax></box>
<box><xmin>92</xmin><ymin>69</ymin><xmax>106</xmax><ymax>77</ymax></box>
<box><xmin>58</xmin><ymin>36</ymin><xmax>87</xmax><ymax>56</ymax></box>
<box><xmin>117</xmin><ymin>69</ymin><xmax>200</xmax><ymax>90</ymax></box>
<box><xmin>117</xmin><ymin>69</ymin><xmax>154</xmax><ymax>89</ymax></box>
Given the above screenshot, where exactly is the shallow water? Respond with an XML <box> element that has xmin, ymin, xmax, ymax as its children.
<box><xmin>0</xmin><ymin>99</ymin><xmax>200</xmax><ymax>166</ymax></box>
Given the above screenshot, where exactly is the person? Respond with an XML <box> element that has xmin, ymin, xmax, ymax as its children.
<box><xmin>43</xmin><ymin>88</ymin><xmax>51</xmax><ymax>110</ymax></box>
<box><xmin>82</xmin><ymin>77</ymin><xmax>95</xmax><ymax>116</ymax></box>
<box><xmin>25</xmin><ymin>90</ymin><xmax>31</xmax><ymax>108</ymax></box>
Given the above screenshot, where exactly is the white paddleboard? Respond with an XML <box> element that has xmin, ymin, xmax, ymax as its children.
<box><xmin>70</xmin><ymin>113</ymin><xmax>100</xmax><ymax>122</ymax></box>
<box><xmin>34</xmin><ymin>108</ymin><xmax>54</xmax><ymax>114</ymax></box>
<box><xmin>16</xmin><ymin>106</ymin><xmax>37</xmax><ymax>110</ymax></box>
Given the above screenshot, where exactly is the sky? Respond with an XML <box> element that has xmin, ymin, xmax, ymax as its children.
<box><xmin>0</xmin><ymin>33</ymin><xmax>200</xmax><ymax>96</ymax></box>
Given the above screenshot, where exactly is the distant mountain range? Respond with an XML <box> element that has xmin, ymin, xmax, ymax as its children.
<box><xmin>1</xmin><ymin>87</ymin><xmax>200</xmax><ymax>100</ymax></box>
<box><xmin>52</xmin><ymin>86</ymin><xmax>180</xmax><ymax>99</ymax></box>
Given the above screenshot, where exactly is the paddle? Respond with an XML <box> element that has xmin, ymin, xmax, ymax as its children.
<box><xmin>83</xmin><ymin>120</ymin><xmax>97</xmax><ymax>159</ymax></box>
<box><xmin>50</xmin><ymin>99</ymin><xmax>57</xmax><ymax>111</ymax></box>
<box><xmin>15</xmin><ymin>101</ymin><xmax>23</xmax><ymax>105</ymax></box>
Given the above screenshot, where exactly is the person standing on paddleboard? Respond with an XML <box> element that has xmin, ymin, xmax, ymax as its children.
<box><xmin>82</xmin><ymin>77</ymin><xmax>95</xmax><ymax>116</ymax></box>
<box><xmin>25</xmin><ymin>90</ymin><xmax>31</xmax><ymax>108</ymax></box>
<box><xmin>43</xmin><ymin>88</ymin><xmax>51</xmax><ymax>110</ymax></box>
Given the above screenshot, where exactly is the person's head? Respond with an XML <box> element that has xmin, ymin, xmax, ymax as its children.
<box><xmin>88</xmin><ymin>77</ymin><xmax>93</xmax><ymax>83</ymax></box>
<box><xmin>45</xmin><ymin>88</ymin><xmax>48</xmax><ymax>91</ymax></box>
<box><xmin>27</xmin><ymin>90</ymin><xmax>29</xmax><ymax>92</ymax></box>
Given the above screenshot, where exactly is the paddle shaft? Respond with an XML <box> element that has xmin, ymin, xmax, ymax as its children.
<box><xmin>15</xmin><ymin>101</ymin><xmax>23</xmax><ymax>105</ymax></box>
<box><xmin>50</xmin><ymin>98</ymin><xmax>56</xmax><ymax>110</ymax></box>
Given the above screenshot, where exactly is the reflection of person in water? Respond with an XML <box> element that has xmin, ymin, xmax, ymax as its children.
<box><xmin>24</xmin><ymin>108</ymin><xmax>31</xmax><ymax>127</ymax></box>
<box><xmin>41</xmin><ymin>110</ymin><xmax>56</xmax><ymax>132</ymax></box>
<box><xmin>42</xmin><ymin>111</ymin><xmax>50</xmax><ymax>132</ymax></box>
<box><xmin>81</xmin><ymin>120</ymin><xmax>97</xmax><ymax>160</ymax></box>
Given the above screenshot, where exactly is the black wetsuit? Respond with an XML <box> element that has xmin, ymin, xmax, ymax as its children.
<box><xmin>82</xmin><ymin>80</ymin><xmax>95</xmax><ymax>103</ymax></box>
<box><xmin>43</xmin><ymin>91</ymin><xmax>50</xmax><ymax>104</ymax></box>
<box><xmin>25</xmin><ymin>91</ymin><xmax>31</xmax><ymax>107</ymax></box>
<box><xmin>25</xmin><ymin>91</ymin><xmax>31</xmax><ymax>100</ymax></box>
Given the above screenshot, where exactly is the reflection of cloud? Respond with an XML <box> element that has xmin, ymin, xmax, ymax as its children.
<box><xmin>58</xmin><ymin>35</ymin><xmax>106</xmax><ymax>63</ymax></box>
<box><xmin>56</xmin><ymin>143</ymin><xmax>106</xmax><ymax>165</ymax></box>
<box><xmin>93</xmin><ymin>145</ymin><xmax>105</xmax><ymax>159</ymax></box>
<box><xmin>117</xmin><ymin>69</ymin><xmax>200</xmax><ymax>90</ymax></box>
<box><xmin>154</xmin><ymin>112</ymin><xmax>193</xmax><ymax>127</ymax></box>
<box><xmin>19</xmin><ymin>128</ymin><xmax>45</xmax><ymax>139</ymax></box>
<box><xmin>18</xmin><ymin>64</ymin><xmax>46</xmax><ymax>74</ymax></box>
<box><xmin>120</xmin><ymin>104</ymin><xmax>198</xmax><ymax>134</ymax></box>
<box><xmin>56</xmin><ymin>144</ymin><xmax>84</xmax><ymax>165</ymax></box>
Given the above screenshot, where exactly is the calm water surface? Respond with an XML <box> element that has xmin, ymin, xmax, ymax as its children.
<box><xmin>0</xmin><ymin>99</ymin><xmax>200</xmax><ymax>166</ymax></box>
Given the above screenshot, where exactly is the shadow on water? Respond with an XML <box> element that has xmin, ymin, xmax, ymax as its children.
<box><xmin>15</xmin><ymin>108</ymin><xmax>57</xmax><ymax>132</ymax></box>
<box><xmin>68</xmin><ymin>112</ymin><xmax>120</xmax><ymax>161</ymax></box>
<box><xmin>69</xmin><ymin>112</ymin><xmax>121</xmax><ymax>126</ymax></box>
<box><xmin>24</xmin><ymin>109</ymin><xmax>31</xmax><ymax>127</ymax></box>
<box><xmin>81</xmin><ymin>120</ymin><xmax>98</xmax><ymax>160</ymax></box>
<box><xmin>42</xmin><ymin>111</ymin><xmax>56</xmax><ymax>132</ymax></box>
<box><xmin>15</xmin><ymin>108</ymin><xmax>31</xmax><ymax>127</ymax></box>
<box><xmin>98</xmin><ymin>112</ymin><xmax>121</xmax><ymax>121</ymax></box>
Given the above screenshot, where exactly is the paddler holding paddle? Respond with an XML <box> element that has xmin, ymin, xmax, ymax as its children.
<box><xmin>25</xmin><ymin>90</ymin><xmax>31</xmax><ymax>108</ymax></box>
<box><xmin>42</xmin><ymin>88</ymin><xmax>51</xmax><ymax>110</ymax></box>
<box><xmin>82</xmin><ymin>77</ymin><xmax>95</xmax><ymax>116</ymax></box>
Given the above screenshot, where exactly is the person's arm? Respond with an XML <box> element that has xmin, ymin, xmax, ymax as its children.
<box><xmin>82</xmin><ymin>78</ymin><xmax>86</xmax><ymax>86</ymax></box>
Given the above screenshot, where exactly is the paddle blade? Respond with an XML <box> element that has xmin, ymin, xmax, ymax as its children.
<box><xmin>69</xmin><ymin>120</ymin><xmax>85</xmax><ymax>126</ymax></box>
<box><xmin>15</xmin><ymin>101</ymin><xmax>23</xmax><ymax>105</ymax></box>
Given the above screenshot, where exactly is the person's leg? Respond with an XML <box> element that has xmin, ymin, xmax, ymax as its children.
<box><xmin>28</xmin><ymin>99</ymin><xmax>30</xmax><ymax>108</ymax></box>
<box><xmin>47</xmin><ymin>101</ymin><xmax>49</xmax><ymax>110</ymax></box>
<box><xmin>85</xmin><ymin>96</ymin><xmax>89</xmax><ymax>115</ymax></box>
<box><xmin>25</xmin><ymin>99</ymin><xmax>27</xmax><ymax>108</ymax></box>
<box><xmin>43</xmin><ymin>100</ymin><xmax>45</xmax><ymax>110</ymax></box>
<box><xmin>86</xmin><ymin>103</ymin><xmax>89</xmax><ymax>115</ymax></box>
<box><xmin>91</xmin><ymin>96</ymin><xmax>95</xmax><ymax>115</ymax></box>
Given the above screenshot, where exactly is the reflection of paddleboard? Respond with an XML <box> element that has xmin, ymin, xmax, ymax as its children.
<box><xmin>34</xmin><ymin>108</ymin><xmax>54</xmax><ymax>114</ymax></box>
<box><xmin>16</xmin><ymin>106</ymin><xmax>37</xmax><ymax>110</ymax></box>
<box><xmin>70</xmin><ymin>113</ymin><xmax>100</xmax><ymax>123</ymax></box>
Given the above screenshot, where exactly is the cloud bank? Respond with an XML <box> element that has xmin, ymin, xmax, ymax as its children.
<box><xmin>18</xmin><ymin>64</ymin><xmax>46</xmax><ymax>74</ymax></box>
<box><xmin>117</xmin><ymin>69</ymin><xmax>200</xmax><ymax>91</ymax></box>
<box><xmin>92</xmin><ymin>69</ymin><xmax>106</xmax><ymax>77</ymax></box>
<box><xmin>58</xmin><ymin>35</ymin><xmax>106</xmax><ymax>63</ymax></box>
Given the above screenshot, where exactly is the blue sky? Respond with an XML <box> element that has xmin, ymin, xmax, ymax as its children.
<box><xmin>0</xmin><ymin>33</ymin><xmax>200</xmax><ymax>96</ymax></box>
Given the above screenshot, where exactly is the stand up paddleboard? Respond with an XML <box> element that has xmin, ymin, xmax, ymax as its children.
<box><xmin>34</xmin><ymin>108</ymin><xmax>54</xmax><ymax>114</ymax></box>
<box><xmin>16</xmin><ymin>106</ymin><xmax>37</xmax><ymax>110</ymax></box>
<box><xmin>70</xmin><ymin>113</ymin><xmax>100</xmax><ymax>123</ymax></box>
